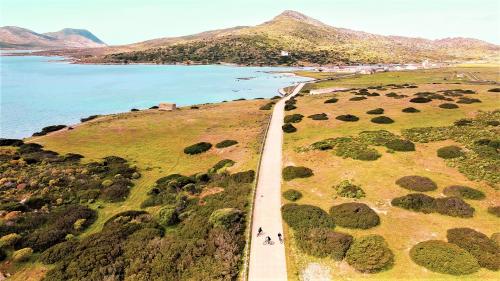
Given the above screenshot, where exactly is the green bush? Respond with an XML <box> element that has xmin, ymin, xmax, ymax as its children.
<box><xmin>457</xmin><ymin>97</ymin><xmax>481</xmax><ymax>104</ymax></box>
<box><xmin>308</xmin><ymin>113</ymin><xmax>328</xmax><ymax>120</ymax></box>
<box><xmin>229</xmin><ymin>170</ymin><xmax>255</xmax><ymax>183</ymax></box>
<box><xmin>281</xmin><ymin>203</ymin><xmax>334</xmax><ymax>230</ymax></box>
<box><xmin>346</xmin><ymin>235</ymin><xmax>394</xmax><ymax>273</ymax></box>
<box><xmin>434</xmin><ymin>197</ymin><xmax>474</xmax><ymax>218</ymax></box>
<box><xmin>12</xmin><ymin>247</ymin><xmax>33</xmax><ymax>262</ymax></box>
<box><xmin>282</xmin><ymin>123</ymin><xmax>297</xmax><ymax>133</ymax></box>
<box><xmin>437</xmin><ymin>145</ymin><xmax>464</xmax><ymax>159</ymax></box>
<box><xmin>443</xmin><ymin>185</ymin><xmax>485</xmax><ymax>200</ymax></box>
<box><xmin>488</xmin><ymin>206</ymin><xmax>500</xmax><ymax>217</ymax></box>
<box><xmin>366</xmin><ymin>108</ymin><xmax>384</xmax><ymax>115</ymax></box>
<box><xmin>492</xmin><ymin>233</ymin><xmax>500</xmax><ymax>247</ymax></box>
<box><xmin>295</xmin><ymin>228</ymin><xmax>353</xmax><ymax>260</ymax></box>
<box><xmin>0</xmin><ymin>233</ymin><xmax>21</xmax><ymax>248</ymax></box>
<box><xmin>402</xmin><ymin>107</ymin><xmax>420</xmax><ymax>113</ymax></box>
<box><xmin>395</xmin><ymin>175</ymin><xmax>437</xmax><ymax>192</ymax></box>
<box><xmin>283</xmin><ymin>189</ymin><xmax>303</xmax><ymax>201</ymax></box>
<box><xmin>410</xmin><ymin>97</ymin><xmax>432</xmax><ymax>103</ymax></box>
<box><xmin>158</xmin><ymin>206</ymin><xmax>179</xmax><ymax>227</ymax></box>
<box><xmin>391</xmin><ymin>193</ymin><xmax>436</xmax><ymax>213</ymax></box>
<box><xmin>282</xmin><ymin>166</ymin><xmax>313</xmax><ymax>181</ymax></box>
<box><xmin>183</xmin><ymin>142</ymin><xmax>212</xmax><ymax>155</ymax></box>
<box><xmin>333</xmin><ymin>137</ymin><xmax>381</xmax><ymax>161</ymax></box>
<box><xmin>447</xmin><ymin>228</ymin><xmax>500</xmax><ymax>270</ymax></box>
<box><xmin>284</xmin><ymin>114</ymin><xmax>304</xmax><ymax>123</ymax></box>
<box><xmin>350</xmin><ymin>96</ymin><xmax>367</xmax><ymax>101</ymax></box>
<box><xmin>410</xmin><ymin>240</ymin><xmax>480</xmax><ymax>275</ymax></box>
<box><xmin>284</xmin><ymin>104</ymin><xmax>297</xmax><ymax>111</ymax></box>
<box><xmin>209</xmin><ymin>208</ymin><xmax>243</xmax><ymax>229</ymax></box>
<box><xmin>336</xmin><ymin>114</ymin><xmax>359</xmax><ymax>122</ymax></box>
<box><xmin>488</xmin><ymin>88</ymin><xmax>500</xmax><ymax>92</ymax></box>
<box><xmin>32</xmin><ymin>125</ymin><xmax>67</xmax><ymax>137</ymax></box>
<box><xmin>0</xmin><ymin>138</ymin><xmax>23</xmax><ymax>146</ymax></box>
<box><xmin>215</xmin><ymin>140</ymin><xmax>238</xmax><ymax>148</ymax></box>
<box><xmin>334</xmin><ymin>180</ymin><xmax>365</xmax><ymax>199</ymax></box>
<box><xmin>358</xmin><ymin>130</ymin><xmax>398</xmax><ymax>146</ymax></box>
<box><xmin>439</xmin><ymin>103</ymin><xmax>459</xmax><ymax>109</ymax></box>
<box><xmin>259</xmin><ymin>102</ymin><xmax>274</xmax><ymax>110</ymax></box>
<box><xmin>209</xmin><ymin>159</ymin><xmax>235</xmax><ymax>173</ymax></box>
<box><xmin>39</xmin><ymin>240</ymin><xmax>78</xmax><ymax>264</ymax></box>
<box><xmin>385</xmin><ymin>139</ymin><xmax>415</xmax><ymax>151</ymax></box>
<box><xmin>371</xmin><ymin>116</ymin><xmax>394</xmax><ymax>124</ymax></box>
<box><xmin>329</xmin><ymin>203</ymin><xmax>380</xmax><ymax>229</ymax></box>
<box><xmin>324</xmin><ymin>98</ymin><xmax>339</xmax><ymax>103</ymax></box>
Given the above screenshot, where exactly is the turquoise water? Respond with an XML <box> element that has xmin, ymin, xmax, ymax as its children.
<box><xmin>0</xmin><ymin>55</ymin><xmax>310</xmax><ymax>138</ymax></box>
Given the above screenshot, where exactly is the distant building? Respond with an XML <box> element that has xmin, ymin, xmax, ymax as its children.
<box><xmin>159</xmin><ymin>103</ymin><xmax>176</xmax><ymax>111</ymax></box>
<box><xmin>280</xmin><ymin>50</ymin><xmax>289</xmax><ymax>56</ymax></box>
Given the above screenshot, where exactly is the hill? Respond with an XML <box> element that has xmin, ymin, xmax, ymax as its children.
<box><xmin>0</xmin><ymin>26</ymin><xmax>106</xmax><ymax>49</ymax></box>
<box><xmin>97</xmin><ymin>10</ymin><xmax>498</xmax><ymax>65</ymax></box>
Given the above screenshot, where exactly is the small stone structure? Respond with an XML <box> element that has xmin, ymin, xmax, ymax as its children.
<box><xmin>158</xmin><ymin>103</ymin><xmax>176</xmax><ymax>111</ymax></box>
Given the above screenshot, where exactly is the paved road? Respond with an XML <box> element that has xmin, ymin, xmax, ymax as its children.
<box><xmin>248</xmin><ymin>83</ymin><xmax>305</xmax><ymax>281</ymax></box>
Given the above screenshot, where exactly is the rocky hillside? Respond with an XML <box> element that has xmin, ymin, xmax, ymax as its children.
<box><xmin>100</xmin><ymin>10</ymin><xmax>498</xmax><ymax>65</ymax></box>
<box><xmin>0</xmin><ymin>26</ymin><xmax>106</xmax><ymax>49</ymax></box>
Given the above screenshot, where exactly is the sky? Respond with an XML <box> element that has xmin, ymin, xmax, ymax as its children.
<box><xmin>1</xmin><ymin>0</ymin><xmax>499</xmax><ymax>45</ymax></box>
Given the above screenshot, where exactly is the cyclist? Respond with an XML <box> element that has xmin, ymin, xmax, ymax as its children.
<box><xmin>278</xmin><ymin>232</ymin><xmax>283</xmax><ymax>243</ymax></box>
<box><xmin>265</xmin><ymin>236</ymin><xmax>271</xmax><ymax>244</ymax></box>
<box><xmin>257</xmin><ymin>227</ymin><xmax>263</xmax><ymax>236</ymax></box>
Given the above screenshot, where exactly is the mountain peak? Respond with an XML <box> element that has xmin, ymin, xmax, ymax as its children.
<box><xmin>272</xmin><ymin>10</ymin><xmax>327</xmax><ymax>27</ymax></box>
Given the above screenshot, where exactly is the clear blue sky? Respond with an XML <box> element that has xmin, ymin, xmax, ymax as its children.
<box><xmin>1</xmin><ymin>0</ymin><xmax>499</xmax><ymax>45</ymax></box>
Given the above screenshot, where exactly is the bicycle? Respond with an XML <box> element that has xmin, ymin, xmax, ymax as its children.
<box><xmin>263</xmin><ymin>239</ymin><xmax>274</xmax><ymax>245</ymax></box>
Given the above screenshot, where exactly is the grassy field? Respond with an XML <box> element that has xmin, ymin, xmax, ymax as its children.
<box><xmin>281</xmin><ymin>74</ymin><xmax>500</xmax><ymax>280</ymax></box>
<box><xmin>6</xmin><ymin>99</ymin><xmax>271</xmax><ymax>279</ymax></box>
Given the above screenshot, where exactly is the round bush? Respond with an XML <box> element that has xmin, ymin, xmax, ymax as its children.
<box><xmin>259</xmin><ymin>102</ymin><xmax>274</xmax><ymax>110</ymax></box>
<box><xmin>215</xmin><ymin>139</ymin><xmax>238</xmax><ymax>148</ymax></box>
<box><xmin>385</xmin><ymin>139</ymin><xmax>415</xmax><ymax>151</ymax></box>
<box><xmin>209</xmin><ymin>208</ymin><xmax>243</xmax><ymax>229</ymax></box>
<box><xmin>282</xmin><ymin>166</ymin><xmax>313</xmax><ymax>181</ymax></box>
<box><xmin>437</xmin><ymin>146</ymin><xmax>464</xmax><ymax>159</ymax></box>
<box><xmin>183</xmin><ymin>142</ymin><xmax>212</xmax><ymax>155</ymax></box>
<box><xmin>410</xmin><ymin>97</ymin><xmax>432</xmax><ymax>103</ymax></box>
<box><xmin>439</xmin><ymin>103</ymin><xmax>459</xmax><ymax>109</ymax></box>
<box><xmin>395</xmin><ymin>175</ymin><xmax>437</xmax><ymax>192</ymax></box>
<box><xmin>443</xmin><ymin>185</ymin><xmax>485</xmax><ymax>200</ymax></box>
<box><xmin>284</xmin><ymin>114</ymin><xmax>304</xmax><ymax>123</ymax></box>
<box><xmin>447</xmin><ymin>227</ymin><xmax>500</xmax><ymax>270</ymax></box>
<box><xmin>158</xmin><ymin>206</ymin><xmax>179</xmax><ymax>227</ymax></box>
<box><xmin>296</xmin><ymin>228</ymin><xmax>353</xmax><ymax>260</ymax></box>
<box><xmin>334</xmin><ymin>180</ymin><xmax>365</xmax><ymax>199</ymax></box>
<box><xmin>12</xmin><ymin>247</ymin><xmax>33</xmax><ymax>262</ymax></box>
<box><xmin>488</xmin><ymin>88</ymin><xmax>500</xmax><ymax>92</ymax></box>
<box><xmin>402</xmin><ymin>107</ymin><xmax>420</xmax><ymax>113</ymax></box>
<box><xmin>282</xmin><ymin>123</ymin><xmax>297</xmax><ymax>133</ymax></box>
<box><xmin>308</xmin><ymin>113</ymin><xmax>328</xmax><ymax>120</ymax></box>
<box><xmin>281</xmin><ymin>203</ymin><xmax>334</xmax><ymax>230</ymax></box>
<box><xmin>410</xmin><ymin>240</ymin><xmax>480</xmax><ymax>275</ymax></box>
<box><xmin>329</xmin><ymin>203</ymin><xmax>380</xmax><ymax>229</ymax></box>
<box><xmin>371</xmin><ymin>116</ymin><xmax>394</xmax><ymax>124</ymax></box>
<box><xmin>434</xmin><ymin>197</ymin><xmax>474</xmax><ymax>218</ymax></box>
<box><xmin>336</xmin><ymin>114</ymin><xmax>359</xmax><ymax>122</ymax></box>
<box><xmin>391</xmin><ymin>193</ymin><xmax>436</xmax><ymax>213</ymax></box>
<box><xmin>366</xmin><ymin>108</ymin><xmax>384</xmax><ymax>115</ymax></box>
<box><xmin>488</xmin><ymin>206</ymin><xmax>500</xmax><ymax>217</ymax></box>
<box><xmin>324</xmin><ymin>98</ymin><xmax>339</xmax><ymax>104</ymax></box>
<box><xmin>350</xmin><ymin>96</ymin><xmax>367</xmax><ymax>101</ymax></box>
<box><xmin>283</xmin><ymin>189</ymin><xmax>303</xmax><ymax>201</ymax></box>
<box><xmin>284</xmin><ymin>104</ymin><xmax>297</xmax><ymax>111</ymax></box>
<box><xmin>346</xmin><ymin>235</ymin><xmax>394</xmax><ymax>273</ymax></box>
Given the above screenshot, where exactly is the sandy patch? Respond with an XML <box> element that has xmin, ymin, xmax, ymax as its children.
<box><xmin>301</xmin><ymin>263</ymin><xmax>331</xmax><ymax>281</ymax></box>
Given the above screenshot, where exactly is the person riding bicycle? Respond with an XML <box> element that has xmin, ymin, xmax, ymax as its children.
<box><xmin>265</xmin><ymin>236</ymin><xmax>271</xmax><ymax>243</ymax></box>
<box><xmin>257</xmin><ymin>227</ymin><xmax>263</xmax><ymax>236</ymax></box>
<box><xmin>277</xmin><ymin>232</ymin><xmax>283</xmax><ymax>243</ymax></box>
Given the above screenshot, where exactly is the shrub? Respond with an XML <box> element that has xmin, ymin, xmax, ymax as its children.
<box><xmin>371</xmin><ymin>116</ymin><xmax>394</xmax><ymax>124</ymax></box>
<box><xmin>333</xmin><ymin>137</ymin><xmax>381</xmax><ymax>161</ymax></box>
<box><xmin>457</xmin><ymin>97</ymin><xmax>481</xmax><ymax>104</ymax></box>
<box><xmin>284</xmin><ymin>104</ymin><xmax>297</xmax><ymax>111</ymax></box>
<box><xmin>32</xmin><ymin>125</ymin><xmax>67</xmax><ymax>136</ymax></box>
<box><xmin>391</xmin><ymin>193</ymin><xmax>436</xmax><ymax>213</ymax></box>
<box><xmin>410</xmin><ymin>97</ymin><xmax>432</xmax><ymax>103</ymax></box>
<box><xmin>308</xmin><ymin>113</ymin><xmax>328</xmax><ymax>120</ymax></box>
<box><xmin>184</xmin><ymin>142</ymin><xmax>212</xmax><ymax>155</ymax></box>
<box><xmin>229</xmin><ymin>170</ymin><xmax>255</xmax><ymax>183</ymax></box>
<box><xmin>395</xmin><ymin>175</ymin><xmax>437</xmax><ymax>192</ymax></box>
<box><xmin>324</xmin><ymin>98</ymin><xmax>339</xmax><ymax>103</ymax></box>
<box><xmin>410</xmin><ymin>240</ymin><xmax>480</xmax><ymax>275</ymax></box>
<box><xmin>0</xmin><ymin>138</ymin><xmax>24</xmax><ymax>146</ymax></box>
<box><xmin>437</xmin><ymin>145</ymin><xmax>464</xmax><ymax>159</ymax></box>
<box><xmin>284</xmin><ymin>114</ymin><xmax>304</xmax><ymax>123</ymax></box>
<box><xmin>12</xmin><ymin>247</ymin><xmax>33</xmax><ymax>262</ymax></box>
<box><xmin>447</xmin><ymin>228</ymin><xmax>500</xmax><ymax>270</ymax></box>
<box><xmin>488</xmin><ymin>88</ymin><xmax>500</xmax><ymax>92</ymax></box>
<box><xmin>209</xmin><ymin>159</ymin><xmax>235</xmax><ymax>173</ymax></box>
<box><xmin>282</xmin><ymin>166</ymin><xmax>313</xmax><ymax>181</ymax></box>
<box><xmin>259</xmin><ymin>102</ymin><xmax>274</xmax><ymax>110</ymax></box>
<box><xmin>281</xmin><ymin>204</ymin><xmax>334</xmax><ymax>230</ymax></box>
<box><xmin>443</xmin><ymin>185</ymin><xmax>485</xmax><ymax>200</ymax></box>
<box><xmin>282</xmin><ymin>123</ymin><xmax>297</xmax><ymax>133</ymax></box>
<box><xmin>385</xmin><ymin>139</ymin><xmax>415</xmax><ymax>151</ymax></box>
<box><xmin>100</xmin><ymin>184</ymin><xmax>130</xmax><ymax>202</ymax></box>
<box><xmin>295</xmin><ymin>228</ymin><xmax>353</xmax><ymax>260</ymax></box>
<box><xmin>283</xmin><ymin>189</ymin><xmax>303</xmax><ymax>201</ymax></box>
<box><xmin>39</xmin><ymin>240</ymin><xmax>78</xmax><ymax>264</ymax></box>
<box><xmin>209</xmin><ymin>208</ymin><xmax>243</xmax><ymax>229</ymax></box>
<box><xmin>402</xmin><ymin>107</ymin><xmax>420</xmax><ymax>113</ymax></box>
<box><xmin>336</xmin><ymin>114</ymin><xmax>359</xmax><ymax>122</ymax></box>
<box><xmin>439</xmin><ymin>103</ymin><xmax>459</xmax><ymax>109</ymax></box>
<box><xmin>0</xmin><ymin>233</ymin><xmax>21</xmax><ymax>248</ymax></box>
<box><xmin>329</xmin><ymin>203</ymin><xmax>380</xmax><ymax>229</ymax></box>
<box><xmin>0</xmin><ymin>248</ymin><xmax>6</xmax><ymax>261</ymax></box>
<box><xmin>488</xmin><ymin>206</ymin><xmax>500</xmax><ymax>217</ymax></box>
<box><xmin>492</xmin><ymin>233</ymin><xmax>500</xmax><ymax>247</ymax></box>
<box><xmin>80</xmin><ymin>115</ymin><xmax>100</xmax><ymax>122</ymax></box>
<box><xmin>358</xmin><ymin>130</ymin><xmax>398</xmax><ymax>146</ymax></box>
<box><xmin>215</xmin><ymin>140</ymin><xmax>238</xmax><ymax>148</ymax></box>
<box><xmin>158</xmin><ymin>206</ymin><xmax>179</xmax><ymax>227</ymax></box>
<box><xmin>434</xmin><ymin>197</ymin><xmax>474</xmax><ymax>218</ymax></box>
<box><xmin>366</xmin><ymin>108</ymin><xmax>384</xmax><ymax>115</ymax></box>
<box><xmin>334</xmin><ymin>180</ymin><xmax>365</xmax><ymax>199</ymax></box>
<box><xmin>350</xmin><ymin>96</ymin><xmax>367</xmax><ymax>101</ymax></box>
<box><xmin>346</xmin><ymin>235</ymin><xmax>394</xmax><ymax>273</ymax></box>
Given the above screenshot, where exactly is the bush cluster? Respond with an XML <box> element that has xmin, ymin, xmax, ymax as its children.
<box><xmin>282</xmin><ymin>166</ymin><xmax>313</xmax><ymax>181</ymax></box>
<box><xmin>447</xmin><ymin>228</ymin><xmax>500</xmax><ymax>270</ymax></box>
<box><xmin>324</xmin><ymin>97</ymin><xmax>339</xmax><ymax>103</ymax></box>
<box><xmin>437</xmin><ymin>145</ymin><xmax>464</xmax><ymax>159</ymax></box>
<box><xmin>434</xmin><ymin>197</ymin><xmax>475</xmax><ymax>218</ymax></box>
<box><xmin>443</xmin><ymin>185</ymin><xmax>485</xmax><ymax>200</ymax></box>
<box><xmin>371</xmin><ymin>116</ymin><xmax>394</xmax><ymax>124</ymax></box>
<box><xmin>366</xmin><ymin>108</ymin><xmax>384</xmax><ymax>115</ymax></box>
<box><xmin>333</xmin><ymin>137</ymin><xmax>381</xmax><ymax>161</ymax></box>
<box><xmin>209</xmin><ymin>208</ymin><xmax>243</xmax><ymax>229</ymax></box>
<box><xmin>0</xmin><ymin>138</ymin><xmax>24</xmax><ymax>146</ymax></box>
<box><xmin>395</xmin><ymin>175</ymin><xmax>437</xmax><ymax>192</ymax></box>
<box><xmin>259</xmin><ymin>102</ymin><xmax>274</xmax><ymax>110</ymax></box>
<box><xmin>284</xmin><ymin>114</ymin><xmax>304</xmax><ymax>123</ymax></box>
<box><xmin>457</xmin><ymin>97</ymin><xmax>481</xmax><ymax>104</ymax></box>
<box><xmin>410</xmin><ymin>240</ymin><xmax>480</xmax><ymax>275</ymax></box>
<box><xmin>329</xmin><ymin>203</ymin><xmax>380</xmax><ymax>229</ymax></box>
<box><xmin>183</xmin><ymin>142</ymin><xmax>212</xmax><ymax>155</ymax></box>
<box><xmin>334</xmin><ymin>180</ymin><xmax>365</xmax><ymax>199</ymax></box>
<box><xmin>209</xmin><ymin>159</ymin><xmax>235</xmax><ymax>174</ymax></box>
<box><xmin>282</xmin><ymin>123</ymin><xmax>297</xmax><ymax>133</ymax></box>
<box><xmin>358</xmin><ymin>130</ymin><xmax>398</xmax><ymax>146</ymax></box>
<box><xmin>391</xmin><ymin>193</ymin><xmax>436</xmax><ymax>213</ymax></box>
<box><xmin>385</xmin><ymin>139</ymin><xmax>415</xmax><ymax>151</ymax></box>
<box><xmin>402</xmin><ymin>107</ymin><xmax>420</xmax><ymax>113</ymax></box>
<box><xmin>281</xmin><ymin>204</ymin><xmax>334</xmax><ymax>230</ymax></box>
<box><xmin>439</xmin><ymin>103</ymin><xmax>459</xmax><ymax>109</ymax></box>
<box><xmin>295</xmin><ymin>228</ymin><xmax>353</xmax><ymax>260</ymax></box>
<box><xmin>282</xmin><ymin>189</ymin><xmax>303</xmax><ymax>201</ymax></box>
<box><xmin>391</xmin><ymin>193</ymin><xmax>474</xmax><ymax>218</ymax></box>
<box><xmin>215</xmin><ymin>140</ymin><xmax>238</xmax><ymax>148</ymax></box>
<box><xmin>32</xmin><ymin>125</ymin><xmax>67</xmax><ymax>137</ymax></box>
<box><xmin>336</xmin><ymin>114</ymin><xmax>359</xmax><ymax>122</ymax></box>
<box><xmin>410</xmin><ymin>97</ymin><xmax>432</xmax><ymax>103</ymax></box>
<box><xmin>308</xmin><ymin>113</ymin><xmax>328</xmax><ymax>120</ymax></box>
<box><xmin>345</xmin><ymin>235</ymin><xmax>394</xmax><ymax>273</ymax></box>
<box><xmin>80</xmin><ymin>115</ymin><xmax>100</xmax><ymax>122</ymax></box>
<box><xmin>350</xmin><ymin>96</ymin><xmax>367</xmax><ymax>101</ymax></box>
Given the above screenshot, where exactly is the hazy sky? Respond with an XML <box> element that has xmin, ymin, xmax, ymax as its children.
<box><xmin>1</xmin><ymin>0</ymin><xmax>499</xmax><ymax>45</ymax></box>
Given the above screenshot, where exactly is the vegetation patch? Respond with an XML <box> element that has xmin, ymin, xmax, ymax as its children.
<box><xmin>330</xmin><ymin>203</ymin><xmax>380</xmax><ymax>229</ymax></box>
<box><xmin>334</xmin><ymin>180</ymin><xmax>365</xmax><ymax>199</ymax></box>
<box><xmin>366</xmin><ymin>108</ymin><xmax>384</xmax><ymax>115</ymax></box>
<box><xmin>385</xmin><ymin>139</ymin><xmax>415</xmax><ymax>151</ymax></box>
<box><xmin>284</xmin><ymin>114</ymin><xmax>304</xmax><ymax>123</ymax></box>
<box><xmin>402</xmin><ymin>107</ymin><xmax>420</xmax><ymax>113</ymax></box>
<box><xmin>333</xmin><ymin>137</ymin><xmax>381</xmax><ymax>161</ymax></box>
<box><xmin>281</xmin><ymin>203</ymin><xmax>334</xmax><ymax>230</ymax></box>
<box><xmin>437</xmin><ymin>145</ymin><xmax>464</xmax><ymax>159</ymax></box>
<box><xmin>434</xmin><ymin>197</ymin><xmax>475</xmax><ymax>218</ymax></box>
<box><xmin>32</xmin><ymin>125</ymin><xmax>67</xmax><ymax>136</ymax></box>
<box><xmin>209</xmin><ymin>208</ymin><xmax>243</xmax><ymax>229</ymax></box>
<box><xmin>488</xmin><ymin>88</ymin><xmax>500</xmax><ymax>92</ymax></box>
<box><xmin>283</xmin><ymin>189</ymin><xmax>303</xmax><ymax>201</ymax></box>
<box><xmin>447</xmin><ymin>228</ymin><xmax>500</xmax><ymax>271</ymax></box>
<box><xmin>439</xmin><ymin>103</ymin><xmax>459</xmax><ymax>109</ymax></box>
<box><xmin>183</xmin><ymin>142</ymin><xmax>212</xmax><ymax>155</ymax></box>
<box><xmin>345</xmin><ymin>235</ymin><xmax>394</xmax><ymax>273</ymax></box>
<box><xmin>410</xmin><ymin>97</ymin><xmax>432</xmax><ymax>103</ymax></box>
<box><xmin>80</xmin><ymin>115</ymin><xmax>100</xmax><ymax>122</ymax></box>
<box><xmin>259</xmin><ymin>102</ymin><xmax>274</xmax><ymax>110</ymax></box>
<box><xmin>457</xmin><ymin>97</ymin><xmax>481</xmax><ymax>104</ymax></box>
<box><xmin>336</xmin><ymin>114</ymin><xmax>359</xmax><ymax>122</ymax></box>
<box><xmin>358</xmin><ymin>130</ymin><xmax>398</xmax><ymax>146</ymax></box>
<box><xmin>350</xmin><ymin>96</ymin><xmax>367</xmax><ymax>101</ymax></box>
<box><xmin>395</xmin><ymin>175</ymin><xmax>437</xmax><ymax>192</ymax></box>
<box><xmin>488</xmin><ymin>206</ymin><xmax>500</xmax><ymax>217</ymax></box>
<box><xmin>295</xmin><ymin>228</ymin><xmax>353</xmax><ymax>260</ymax></box>
<box><xmin>371</xmin><ymin>116</ymin><xmax>394</xmax><ymax>124</ymax></box>
<box><xmin>215</xmin><ymin>139</ymin><xmax>238</xmax><ymax>148</ymax></box>
<box><xmin>391</xmin><ymin>193</ymin><xmax>436</xmax><ymax>213</ymax></box>
<box><xmin>308</xmin><ymin>113</ymin><xmax>328</xmax><ymax>120</ymax></box>
<box><xmin>209</xmin><ymin>159</ymin><xmax>235</xmax><ymax>174</ymax></box>
<box><xmin>282</xmin><ymin>123</ymin><xmax>297</xmax><ymax>133</ymax></box>
<box><xmin>443</xmin><ymin>185</ymin><xmax>485</xmax><ymax>200</ymax></box>
<box><xmin>410</xmin><ymin>240</ymin><xmax>480</xmax><ymax>275</ymax></box>
<box><xmin>324</xmin><ymin>97</ymin><xmax>339</xmax><ymax>103</ymax></box>
<box><xmin>282</xmin><ymin>166</ymin><xmax>313</xmax><ymax>181</ymax></box>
